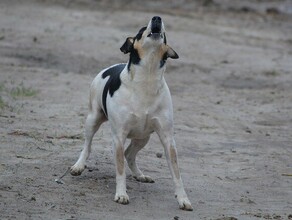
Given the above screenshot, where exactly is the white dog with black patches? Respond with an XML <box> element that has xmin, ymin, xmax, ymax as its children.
<box><xmin>70</xmin><ymin>16</ymin><xmax>193</xmax><ymax>211</ymax></box>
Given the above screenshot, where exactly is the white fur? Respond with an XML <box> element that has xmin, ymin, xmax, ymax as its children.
<box><xmin>70</xmin><ymin>17</ymin><xmax>193</xmax><ymax>211</ymax></box>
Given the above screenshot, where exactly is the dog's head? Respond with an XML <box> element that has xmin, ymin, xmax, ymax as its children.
<box><xmin>120</xmin><ymin>16</ymin><xmax>178</xmax><ymax>71</ymax></box>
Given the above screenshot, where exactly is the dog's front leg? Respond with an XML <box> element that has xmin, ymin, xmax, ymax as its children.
<box><xmin>161</xmin><ymin>136</ymin><xmax>193</xmax><ymax>211</ymax></box>
<box><xmin>112</xmin><ymin>135</ymin><xmax>129</xmax><ymax>204</ymax></box>
<box><xmin>155</xmin><ymin>123</ymin><xmax>193</xmax><ymax>211</ymax></box>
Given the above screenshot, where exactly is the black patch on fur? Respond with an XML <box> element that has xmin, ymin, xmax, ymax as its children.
<box><xmin>102</xmin><ymin>64</ymin><xmax>126</xmax><ymax>116</ymax></box>
<box><xmin>164</xmin><ymin>33</ymin><xmax>167</xmax><ymax>44</ymax></box>
<box><xmin>136</xmin><ymin>27</ymin><xmax>147</xmax><ymax>41</ymax></box>
<box><xmin>160</xmin><ymin>52</ymin><xmax>168</xmax><ymax>68</ymax></box>
<box><xmin>128</xmin><ymin>48</ymin><xmax>141</xmax><ymax>71</ymax></box>
<box><xmin>126</xmin><ymin>27</ymin><xmax>146</xmax><ymax>71</ymax></box>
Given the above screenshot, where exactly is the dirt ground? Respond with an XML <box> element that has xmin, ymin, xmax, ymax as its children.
<box><xmin>0</xmin><ymin>0</ymin><xmax>292</xmax><ymax>219</ymax></box>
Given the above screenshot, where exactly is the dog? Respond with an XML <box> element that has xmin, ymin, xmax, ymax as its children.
<box><xmin>70</xmin><ymin>16</ymin><xmax>193</xmax><ymax>211</ymax></box>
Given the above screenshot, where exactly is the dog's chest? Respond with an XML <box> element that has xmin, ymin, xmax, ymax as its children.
<box><xmin>126</xmin><ymin>111</ymin><xmax>155</xmax><ymax>139</ymax></box>
<box><xmin>106</xmin><ymin>68</ymin><xmax>170</xmax><ymax>139</ymax></box>
<box><xmin>119</xmin><ymin>85</ymin><xmax>164</xmax><ymax>139</ymax></box>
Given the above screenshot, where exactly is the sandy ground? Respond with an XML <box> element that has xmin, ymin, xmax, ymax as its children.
<box><xmin>0</xmin><ymin>1</ymin><xmax>292</xmax><ymax>219</ymax></box>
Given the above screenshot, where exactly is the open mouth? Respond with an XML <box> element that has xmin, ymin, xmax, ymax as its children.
<box><xmin>147</xmin><ymin>16</ymin><xmax>163</xmax><ymax>39</ymax></box>
<box><xmin>151</xmin><ymin>26</ymin><xmax>161</xmax><ymax>34</ymax></box>
<box><xmin>147</xmin><ymin>26</ymin><xmax>162</xmax><ymax>39</ymax></box>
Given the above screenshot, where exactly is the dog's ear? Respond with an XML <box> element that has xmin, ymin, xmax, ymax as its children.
<box><xmin>167</xmin><ymin>46</ymin><xmax>179</xmax><ymax>59</ymax></box>
<box><xmin>120</xmin><ymin>37</ymin><xmax>134</xmax><ymax>54</ymax></box>
<box><xmin>160</xmin><ymin>46</ymin><xmax>179</xmax><ymax>68</ymax></box>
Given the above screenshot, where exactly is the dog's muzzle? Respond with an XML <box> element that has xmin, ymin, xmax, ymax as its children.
<box><xmin>147</xmin><ymin>16</ymin><xmax>163</xmax><ymax>39</ymax></box>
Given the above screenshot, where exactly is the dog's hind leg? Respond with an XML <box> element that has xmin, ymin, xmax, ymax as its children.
<box><xmin>125</xmin><ymin>137</ymin><xmax>154</xmax><ymax>183</ymax></box>
<box><xmin>70</xmin><ymin>109</ymin><xmax>106</xmax><ymax>176</ymax></box>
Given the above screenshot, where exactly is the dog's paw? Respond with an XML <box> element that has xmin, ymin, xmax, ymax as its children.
<box><xmin>114</xmin><ymin>193</ymin><xmax>129</xmax><ymax>205</ymax></box>
<box><xmin>177</xmin><ymin>196</ymin><xmax>193</xmax><ymax>211</ymax></box>
<box><xmin>70</xmin><ymin>164</ymin><xmax>85</xmax><ymax>176</ymax></box>
<box><xmin>134</xmin><ymin>175</ymin><xmax>155</xmax><ymax>183</ymax></box>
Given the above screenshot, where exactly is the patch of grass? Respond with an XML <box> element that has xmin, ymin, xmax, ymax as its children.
<box><xmin>0</xmin><ymin>96</ymin><xmax>6</xmax><ymax>109</ymax></box>
<box><xmin>10</xmin><ymin>83</ymin><xmax>38</xmax><ymax>97</ymax></box>
<box><xmin>0</xmin><ymin>83</ymin><xmax>6</xmax><ymax>94</ymax></box>
<box><xmin>263</xmin><ymin>70</ymin><xmax>280</xmax><ymax>77</ymax></box>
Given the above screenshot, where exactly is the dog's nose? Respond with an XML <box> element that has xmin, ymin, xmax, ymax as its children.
<box><xmin>152</xmin><ymin>16</ymin><xmax>161</xmax><ymax>22</ymax></box>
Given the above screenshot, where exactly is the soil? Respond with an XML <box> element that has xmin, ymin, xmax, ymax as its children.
<box><xmin>0</xmin><ymin>0</ymin><xmax>292</xmax><ymax>219</ymax></box>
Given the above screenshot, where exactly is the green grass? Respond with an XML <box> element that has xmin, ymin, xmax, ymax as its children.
<box><xmin>0</xmin><ymin>83</ymin><xmax>6</xmax><ymax>109</ymax></box>
<box><xmin>0</xmin><ymin>96</ymin><xmax>6</xmax><ymax>109</ymax></box>
<box><xmin>263</xmin><ymin>70</ymin><xmax>280</xmax><ymax>77</ymax></box>
<box><xmin>10</xmin><ymin>83</ymin><xmax>38</xmax><ymax>97</ymax></box>
<box><xmin>0</xmin><ymin>83</ymin><xmax>4</xmax><ymax>92</ymax></box>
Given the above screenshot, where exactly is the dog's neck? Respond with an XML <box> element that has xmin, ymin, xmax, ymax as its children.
<box><xmin>127</xmin><ymin>48</ymin><xmax>166</xmax><ymax>83</ymax></box>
